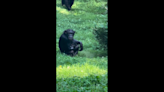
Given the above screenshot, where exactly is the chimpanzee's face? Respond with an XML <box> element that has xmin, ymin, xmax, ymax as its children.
<box><xmin>68</xmin><ymin>33</ymin><xmax>74</xmax><ymax>40</ymax></box>
<box><xmin>64</xmin><ymin>29</ymin><xmax>75</xmax><ymax>41</ymax></box>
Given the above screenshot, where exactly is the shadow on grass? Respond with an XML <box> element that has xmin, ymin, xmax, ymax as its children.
<box><xmin>57</xmin><ymin>49</ymin><xmax>107</xmax><ymax>59</ymax></box>
<box><xmin>56</xmin><ymin>50</ymin><xmax>107</xmax><ymax>71</ymax></box>
<box><xmin>78</xmin><ymin>50</ymin><xmax>107</xmax><ymax>58</ymax></box>
<box><xmin>56</xmin><ymin>51</ymin><xmax>87</xmax><ymax>67</ymax></box>
<box><xmin>69</xmin><ymin>8</ymin><xmax>84</xmax><ymax>12</ymax></box>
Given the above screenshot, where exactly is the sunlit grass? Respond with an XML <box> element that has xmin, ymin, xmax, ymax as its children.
<box><xmin>56</xmin><ymin>7</ymin><xmax>70</xmax><ymax>15</ymax></box>
<box><xmin>57</xmin><ymin>62</ymin><xmax>107</xmax><ymax>79</ymax></box>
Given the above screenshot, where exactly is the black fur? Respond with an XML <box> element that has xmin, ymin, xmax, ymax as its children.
<box><xmin>59</xmin><ymin>29</ymin><xmax>83</xmax><ymax>56</ymax></box>
<box><xmin>62</xmin><ymin>0</ymin><xmax>74</xmax><ymax>11</ymax></box>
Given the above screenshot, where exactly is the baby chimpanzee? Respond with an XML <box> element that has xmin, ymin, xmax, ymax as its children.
<box><xmin>67</xmin><ymin>44</ymin><xmax>80</xmax><ymax>56</ymax></box>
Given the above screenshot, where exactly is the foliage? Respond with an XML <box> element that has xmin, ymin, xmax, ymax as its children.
<box><xmin>93</xmin><ymin>21</ymin><xmax>108</xmax><ymax>50</ymax></box>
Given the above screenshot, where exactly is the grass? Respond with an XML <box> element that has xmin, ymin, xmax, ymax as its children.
<box><xmin>56</xmin><ymin>0</ymin><xmax>108</xmax><ymax>91</ymax></box>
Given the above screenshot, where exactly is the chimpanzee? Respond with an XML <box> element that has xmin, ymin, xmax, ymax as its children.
<box><xmin>67</xmin><ymin>44</ymin><xmax>80</xmax><ymax>56</ymax></box>
<box><xmin>62</xmin><ymin>0</ymin><xmax>74</xmax><ymax>11</ymax></box>
<box><xmin>59</xmin><ymin>29</ymin><xmax>83</xmax><ymax>57</ymax></box>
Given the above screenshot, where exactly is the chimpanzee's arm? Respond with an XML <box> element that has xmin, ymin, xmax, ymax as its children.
<box><xmin>70</xmin><ymin>0</ymin><xmax>74</xmax><ymax>7</ymax></box>
<box><xmin>64</xmin><ymin>0</ymin><xmax>71</xmax><ymax>10</ymax></box>
<box><xmin>73</xmin><ymin>39</ymin><xmax>83</xmax><ymax>51</ymax></box>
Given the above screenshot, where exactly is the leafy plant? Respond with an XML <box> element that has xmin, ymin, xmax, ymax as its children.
<box><xmin>93</xmin><ymin>22</ymin><xmax>108</xmax><ymax>50</ymax></box>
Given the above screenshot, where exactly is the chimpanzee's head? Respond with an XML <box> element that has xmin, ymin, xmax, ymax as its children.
<box><xmin>64</xmin><ymin>29</ymin><xmax>75</xmax><ymax>41</ymax></box>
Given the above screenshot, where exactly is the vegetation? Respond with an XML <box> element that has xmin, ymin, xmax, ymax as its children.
<box><xmin>56</xmin><ymin>0</ymin><xmax>108</xmax><ymax>91</ymax></box>
<box><xmin>93</xmin><ymin>21</ymin><xmax>108</xmax><ymax>50</ymax></box>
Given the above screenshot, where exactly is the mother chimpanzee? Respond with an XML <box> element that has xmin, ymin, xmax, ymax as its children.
<box><xmin>59</xmin><ymin>29</ymin><xmax>83</xmax><ymax>57</ymax></box>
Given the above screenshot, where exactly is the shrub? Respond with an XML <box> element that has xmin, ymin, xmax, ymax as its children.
<box><xmin>93</xmin><ymin>22</ymin><xmax>108</xmax><ymax>50</ymax></box>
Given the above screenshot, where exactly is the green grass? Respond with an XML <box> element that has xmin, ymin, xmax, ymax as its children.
<box><xmin>56</xmin><ymin>0</ymin><xmax>108</xmax><ymax>91</ymax></box>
